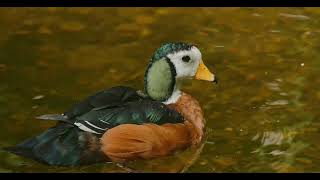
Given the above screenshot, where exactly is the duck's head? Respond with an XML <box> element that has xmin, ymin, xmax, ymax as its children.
<box><xmin>144</xmin><ymin>42</ymin><xmax>217</xmax><ymax>104</ymax></box>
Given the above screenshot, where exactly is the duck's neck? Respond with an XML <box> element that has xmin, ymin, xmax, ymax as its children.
<box><xmin>145</xmin><ymin>58</ymin><xmax>181</xmax><ymax>103</ymax></box>
<box><xmin>163</xmin><ymin>81</ymin><xmax>182</xmax><ymax>104</ymax></box>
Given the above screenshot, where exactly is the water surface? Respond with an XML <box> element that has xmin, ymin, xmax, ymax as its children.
<box><xmin>0</xmin><ymin>8</ymin><xmax>319</xmax><ymax>172</ymax></box>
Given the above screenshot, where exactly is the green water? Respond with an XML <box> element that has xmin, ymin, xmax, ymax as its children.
<box><xmin>0</xmin><ymin>8</ymin><xmax>320</xmax><ymax>173</ymax></box>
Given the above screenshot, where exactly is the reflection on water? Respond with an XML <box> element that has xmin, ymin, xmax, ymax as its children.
<box><xmin>0</xmin><ymin>8</ymin><xmax>320</xmax><ymax>172</ymax></box>
<box><xmin>250</xmin><ymin>118</ymin><xmax>313</xmax><ymax>172</ymax></box>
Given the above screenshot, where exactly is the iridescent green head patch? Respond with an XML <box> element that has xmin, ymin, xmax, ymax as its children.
<box><xmin>151</xmin><ymin>42</ymin><xmax>194</xmax><ymax>62</ymax></box>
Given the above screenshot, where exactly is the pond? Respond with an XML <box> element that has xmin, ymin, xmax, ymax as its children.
<box><xmin>0</xmin><ymin>7</ymin><xmax>319</xmax><ymax>172</ymax></box>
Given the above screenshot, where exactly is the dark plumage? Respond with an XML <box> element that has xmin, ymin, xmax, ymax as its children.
<box><xmin>4</xmin><ymin>124</ymin><xmax>106</xmax><ymax>166</ymax></box>
<box><xmin>151</xmin><ymin>42</ymin><xmax>193</xmax><ymax>62</ymax></box>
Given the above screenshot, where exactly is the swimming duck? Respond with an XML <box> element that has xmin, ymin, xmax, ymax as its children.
<box><xmin>4</xmin><ymin>42</ymin><xmax>217</xmax><ymax>166</ymax></box>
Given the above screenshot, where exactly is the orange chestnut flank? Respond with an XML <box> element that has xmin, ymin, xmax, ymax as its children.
<box><xmin>4</xmin><ymin>42</ymin><xmax>217</xmax><ymax>166</ymax></box>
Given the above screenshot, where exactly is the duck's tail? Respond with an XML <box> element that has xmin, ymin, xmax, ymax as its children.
<box><xmin>36</xmin><ymin>114</ymin><xmax>73</xmax><ymax>124</ymax></box>
<box><xmin>3</xmin><ymin>123</ymin><xmax>107</xmax><ymax>166</ymax></box>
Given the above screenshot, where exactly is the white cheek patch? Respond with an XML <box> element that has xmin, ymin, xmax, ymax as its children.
<box><xmin>171</xmin><ymin>57</ymin><xmax>194</xmax><ymax>79</ymax></box>
<box><xmin>167</xmin><ymin>46</ymin><xmax>202</xmax><ymax>79</ymax></box>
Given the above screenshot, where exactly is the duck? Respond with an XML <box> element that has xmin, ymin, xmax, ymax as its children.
<box><xmin>4</xmin><ymin>42</ymin><xmax>217</xmax><ymax>167</ymax></box>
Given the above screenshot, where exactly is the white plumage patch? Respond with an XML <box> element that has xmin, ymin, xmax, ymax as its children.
<box><xmin>84</xmin><ymin>121</ymin><xmax>107</xmax><ymax>130</ymax></box>
<box><xmin>74</xmin><ymin>120</ymin><xmax>109</xmax><ymax>134</ymax></box>
<box><xmin>74</xmin><ymin>122</ymin><xmax>100</xmax><ymax>134</ymax></box>
<box><xmin>166</xmin><ymin>46</ymin><xmax>202</xmax><ymax>80</ymax></box>
<box><xmin>163</xmin><ymin>89</ymin><xmax>182</xmax><ymax>105</ymax></box>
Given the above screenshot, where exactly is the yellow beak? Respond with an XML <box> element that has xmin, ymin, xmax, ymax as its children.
<box><xmin>195</xmin><ymin>61</ymin><xmax>217</xmax><ymax>83</ymax></box>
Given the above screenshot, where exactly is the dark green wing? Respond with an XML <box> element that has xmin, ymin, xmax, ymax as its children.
<box><xmin>38</xmin><ymin>86</ymin><xmax>184</xmax><ymax>135</ymax></box>
<box><xmin>64</xmin><ymin>86</ymin><xmax>142</xmax><ymax>121</ymax></box>
<box><xmin>73</xmin><ymin>99</ymin><xmax>184</xmax><ymax>134</ymax></box>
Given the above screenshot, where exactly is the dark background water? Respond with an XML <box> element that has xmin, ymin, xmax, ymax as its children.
<box><xmin>0</xmin><ymin>8</ymin><xmax>319</xmax><ymax>172</ymax></box>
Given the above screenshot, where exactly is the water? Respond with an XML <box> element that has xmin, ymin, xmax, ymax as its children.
<box><xmin>0</xmin><ymin>7</ymin><xmax>319</xmax><ymax>172</ymax></box>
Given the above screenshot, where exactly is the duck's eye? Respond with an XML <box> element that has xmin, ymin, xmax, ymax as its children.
<box><xmin>182</xmin><ymin>55</ymin><xmax>191</xmax><ymax>63</ymax></box>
